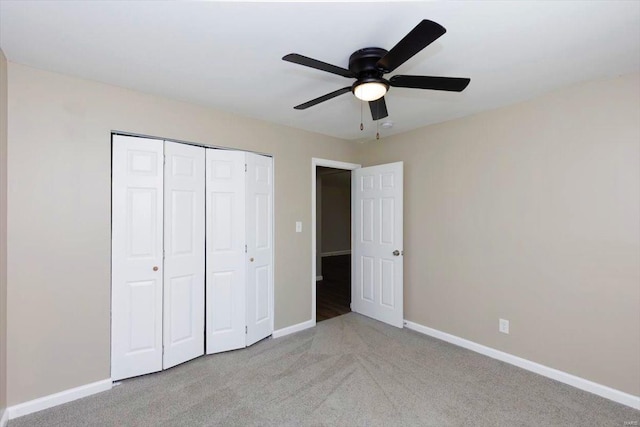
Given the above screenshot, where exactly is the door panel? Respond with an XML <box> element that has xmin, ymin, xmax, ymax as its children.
<box><xmin>206</xmin><ymin>149</ymin><xmax>247</xmax><ymax>354</ymax></box>
<box><xmin>169</xmin><ymin>275</ymin><xmax>195</xmax><ymax>342</ymax></box>
<box><xmin>128</xmin><ymin>280</ymin><xmax>159</xmax><ymax>351</ymax></box>
<box><xmin>246</xmin><ymin>153</ymin><xmax>273</xmax><ymax>346</ymax></box>
<box><xmin>112</xmin><ymin>135</ymin><xmax>164</xmax><ymax>381</ymax></box>
<box><xmin>361</xmin><ymin>198</ymin><xmax>374</xmax><ymax>242</ymax></box>
<box><xmin>163</xmin><ymin>141</ymin><xmax>205</xmax><ymax>369</ymax></box>
<box><xmin>210</xmin><ymin>272</ymin><xmax>234</xmax><ymax>330</ymax></box>
<box><xmin>255</xmin><ymin>265</ymin><xmax>270</xmax><ymax>322</ymax></box>
<box><xmin>362</xmin><ymin>256</ymin><xmax>374</xmax><ymax>302</ymax></box>
<box><xmin>352</xmin><ymin>162</ymin><xmax>404</xmax><ymax>328</ymax></box>
<box><xmin>127</xmin><ymin>189</ymin><xmax>159</xmax><ymax>257</ymax></box>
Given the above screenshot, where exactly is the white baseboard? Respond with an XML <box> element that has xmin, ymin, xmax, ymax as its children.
<box><xmin>0</xmin><ymin>408</ymin><xmax>7</xmax><ymax>427</ymax></box>
<box><xmin>8</xmin><ymin>378</ymin><xmax>112</xmax><ymax>419</ymax></box>
<box><xmin>315</xmin><ymin>275</ymin><xmax>323</xmax><ymax>281</ymax></box>
<box><xmin>403</xmin><ymin>320</ymin><xmax>640</xmax><ymax>410</ymax></box>
<box><xmin>320</xmin><ymin>250</ymin><xmax>351</xmax><ymax>257</ymax></box>
<box><xmin>272</xmin><ymin>319</ymin><xmax>315</xmax><ymax>338</ymax></box>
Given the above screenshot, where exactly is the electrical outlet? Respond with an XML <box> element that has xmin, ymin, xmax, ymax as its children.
<box><xmin>295</xmin><ymin>221</ymin><xmax>302</xmax><ymax>233</ymax></box>
<box><xmin>499</xmin><ymin>318</ymin><xmax>510</xmax><ymax>334</ymax></box>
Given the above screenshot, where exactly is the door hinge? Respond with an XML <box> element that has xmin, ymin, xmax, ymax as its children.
<box><xmin>245</xmin><ymin>244</ymin><xmax>247</xmax><ymax>253</ymax></box>
<box><xmin>245</xmin><ymin>163</ymin><xmax>247</xmax><ymax>172</ymax></box>
<box><xmin>245</xmin><ymin>326</ymin><xmax>248</xmax><ymax>334</ymax></box>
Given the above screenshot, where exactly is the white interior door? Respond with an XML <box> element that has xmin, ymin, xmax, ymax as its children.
<box><xmin>246</xmin><ymin>153</ymin><xmax>274</xmax><ymax>346</ymax></box>
<box><xmin>163</xmin><ymin>141</ymin><xmax>205</xmax><ymax>369</ymax></box>
<box><xmin>111</xmin><ymin>135</ymin><xmax>164</xmax><ymax>381</ymax></box>
<box><xmin>352</xmin><ymin>162</ymin><xmax>404</xmax><ymax>328</ymax></box>
<box><xmin>206</xmin><ymin>149</ymin><xmax>247</xmax><ymax>354</ymax></box>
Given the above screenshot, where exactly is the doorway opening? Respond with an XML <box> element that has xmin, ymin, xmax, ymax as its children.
<box><xmin>311</xmin><ymin>158</ymin><xmax>360</xmax><ymax>325</ymax></box>
<box><xmin>316</xmin><ymin>167</ymin><xmax>351</xmax><ymax>321</ymax></box>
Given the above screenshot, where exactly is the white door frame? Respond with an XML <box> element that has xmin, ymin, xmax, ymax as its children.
<box><xmin>311</xmin><ymin>158</ymin><xmax>361</xmax><ymax>326</ymax></box>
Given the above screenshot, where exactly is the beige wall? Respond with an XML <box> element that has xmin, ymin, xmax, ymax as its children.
<box><xmin>321</xmin><ymin>171</ymin><xmax>351</xmax><ymax>253</ymax></box>
<box><xmin>0</xmin><ymin>49</ymin><xmax>8</xmax><ymax>419</ymax></box>
<box><xmin>5</xmin><ymin>61</ymin><xmax>639</xmax><ymax>406</ymax></box>
<box><xmin>6</xmin><ymin>63</ymin><xmax>359</xmax><ymax>405</ymax></box>
<box><xmin>357</xmin><ymin>73</ymin><xmax>640</xmax><ymax>396</ymax></box>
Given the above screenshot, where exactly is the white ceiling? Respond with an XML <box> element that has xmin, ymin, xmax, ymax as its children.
<box><xmin>1</xmin><ymin>1</ymin><xmax>639</xmax><ymax>141</ymax></box>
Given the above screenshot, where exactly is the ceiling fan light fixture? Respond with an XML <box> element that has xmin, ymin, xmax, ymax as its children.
<box><xmin>353</xmin><ymin>81</ymin><xmax>388</xmax><ymax>102</ymax></box>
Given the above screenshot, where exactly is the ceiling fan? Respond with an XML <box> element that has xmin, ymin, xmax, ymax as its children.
<box><xmin>283</xmin><ymin>19</ymin><xmax>470</xmax><ymax>121</ymax></box>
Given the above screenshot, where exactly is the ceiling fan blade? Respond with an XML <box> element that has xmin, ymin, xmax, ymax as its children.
<box><xmin>389</xmin><ymin>75</ymin><xmax>470</xmax><ymax>92</ymax></box>
<box><xmin>377</xmin><ymin>20</ymin><xmax>446</xmax><ymax>73</ymax></box>
<box><xmin>283</xmin><ymin>54</ymin><xmax>355</xmax><ymax>78</ymax></box>
<box><xmin>294</xmin><ymin>87</ymin><xmax>352</xmax><ymax>110</ymax></box>
<box><xmin>369</xmin><ymin>97</ymin><xmax>389</xmax><ymax>121</ymax></box>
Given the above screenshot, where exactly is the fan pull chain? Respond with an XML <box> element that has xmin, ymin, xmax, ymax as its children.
<box><xmin>375</xmin><ymin>102</ymin><xmax>380</xmax><ymax>140</ymax></box>
<box><xmin>360</xmin><ymin>101</ymin><xmax>364</xmax><ymax>131</ymax></box>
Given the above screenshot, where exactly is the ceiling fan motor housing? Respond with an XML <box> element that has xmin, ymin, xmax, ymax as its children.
<box><xmin>349</xmin><ymin>47</ymin><xmax>390</xmax><ymax>92</ymax></box>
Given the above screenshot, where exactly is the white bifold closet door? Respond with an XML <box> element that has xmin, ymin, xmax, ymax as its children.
<box><xmin>245</xmin><ymin>153</ymin><xmax>274</xmax><ymax>346</ymax></box>
<box><xmin>205</xmin><ymin>149</ymin><xmax>246</xmax><ymax>353</ymax></box>
<box><xmin>206</xmin><ymin>150</ymin><xmax>273</xmax><ymax>353</ymax></box>
<box><xmin>163</xmin><ymin>141</ymin><xmax>205</xmax><ymax>369</ymax></box>
<box><xmin>112</xmin><ymin>137</ymin><xmax>205</xmax><ymax>381</ymax></box>
<box><xmin>112</xmin><ymin>135</ymin><xmax>165</xmax><ymax>381</ymax></box>
<box><xmin>113</xmin><ymin>136</ymin><xmax>272</xmax><ymax>380</ymax></box>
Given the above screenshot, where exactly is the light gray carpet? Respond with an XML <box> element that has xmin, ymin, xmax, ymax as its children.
<box><xmin>10</xmin><ymin>313</ymin><xmax>639</xmax><ymax>426</ymax></box>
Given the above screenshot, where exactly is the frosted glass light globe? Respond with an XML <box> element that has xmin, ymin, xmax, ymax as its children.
<box><xmin>354</xmin><ymin>82</ymin><xmax>387</xmax><ymax>101</ymax></box>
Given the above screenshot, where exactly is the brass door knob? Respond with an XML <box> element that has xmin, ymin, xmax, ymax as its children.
<box><xmin>153</xmin><ymin>266</ymin><xmax>159</xmax><ymax>271</ymax></box>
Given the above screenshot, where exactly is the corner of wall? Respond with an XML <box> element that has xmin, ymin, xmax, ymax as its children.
<box><xmin>0</xmin><ymin>48</ymin><xmax>9</xmax><ymax>423</ymax></box>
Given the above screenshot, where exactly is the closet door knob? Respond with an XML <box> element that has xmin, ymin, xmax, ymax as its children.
<box><xmin>153</xmin><ymin>266</ymin><xmax>159</xmax><ymax>271</ymax></box>
<box><xmin>249</xmin><ymin>257</ymin><xmax>254</xmax><ymax>262</ymax></box>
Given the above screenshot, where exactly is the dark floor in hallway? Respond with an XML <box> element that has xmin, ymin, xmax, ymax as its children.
<box><xmin>316</xmin><ymin>254</ymin><xmax>351</xmax><ymax>322</ymax></box>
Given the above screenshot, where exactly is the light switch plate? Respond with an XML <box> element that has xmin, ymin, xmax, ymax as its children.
<box><xmin>499</xmin><ymin>318</ymin><xmax>510</xmax><ymax>334</ymax></box>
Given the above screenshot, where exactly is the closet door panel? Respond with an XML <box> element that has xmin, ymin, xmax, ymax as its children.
<box><xmin>206</xmin><ymin>149</ymin><xmax>247</xmax><ymax>354</ymax></box>
<box><xmin>112</xmin><ymin>135</ymin><xmax>164</xmax><ymax>381</ymax></box>
<box><xmin>163</xmin><ymin>142</ymin><xmax>205</xmax><ymax>369</ymax></box>
<box><xmin>246</xmin><ymin>153</ymin><xmax>274</xmax><ymax>346</ymax></box>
